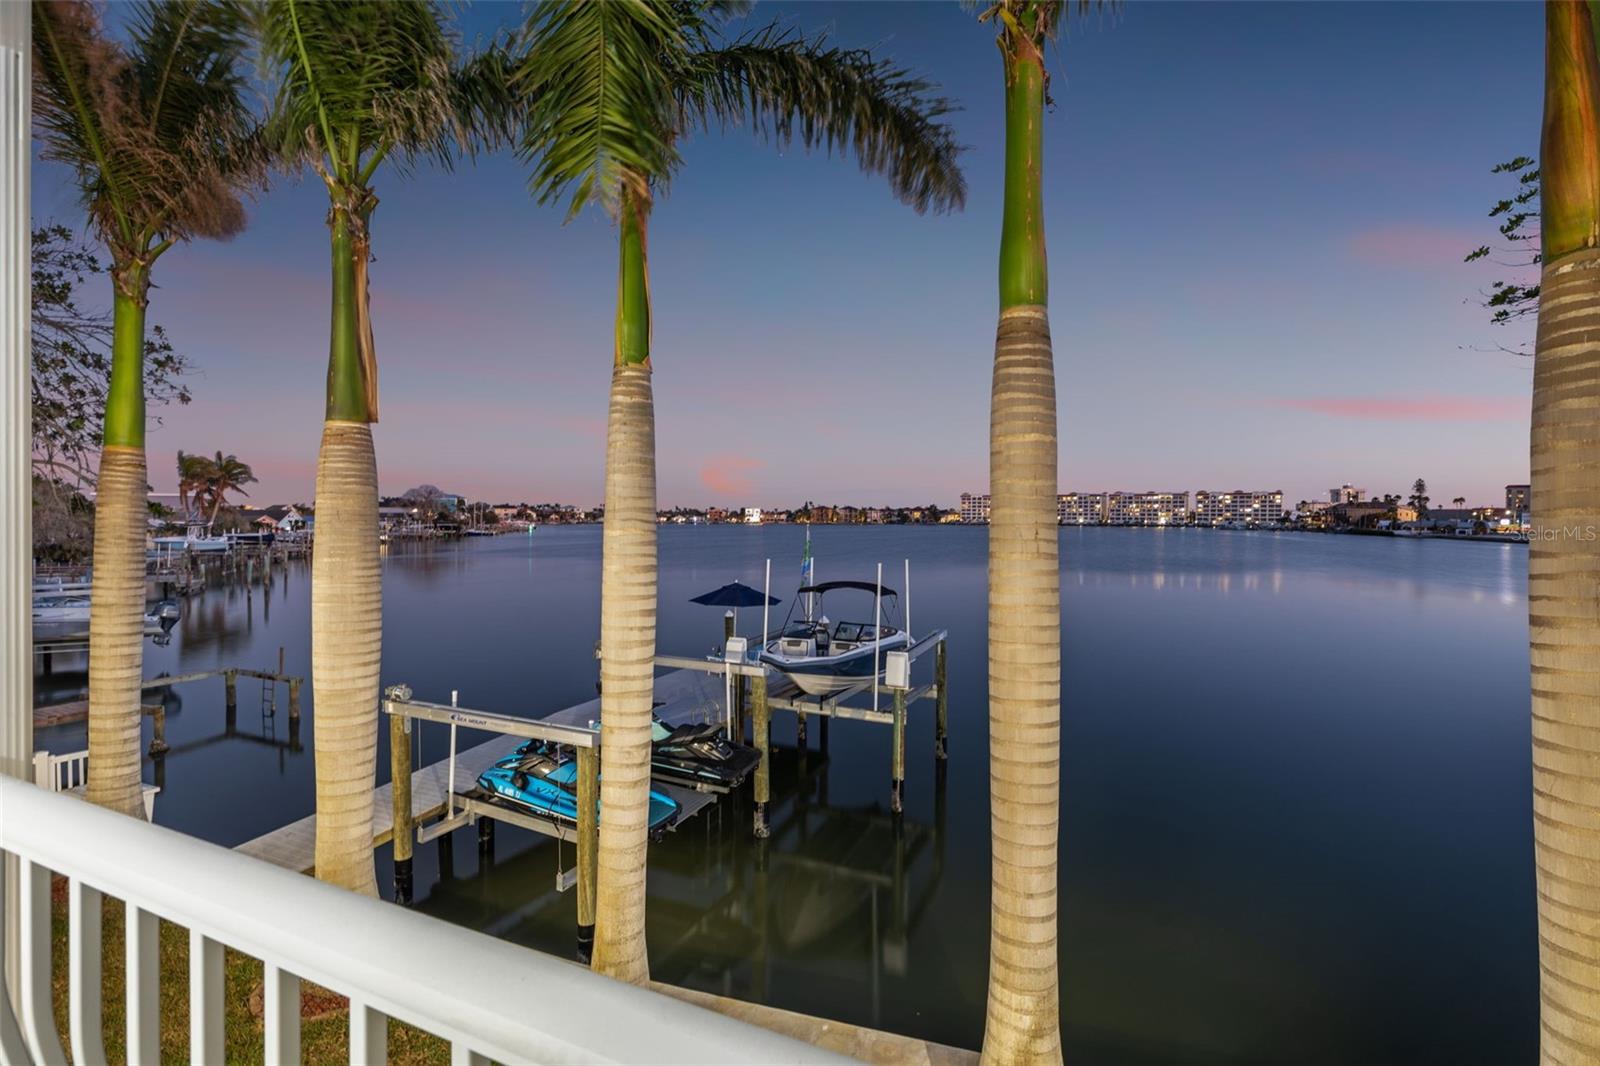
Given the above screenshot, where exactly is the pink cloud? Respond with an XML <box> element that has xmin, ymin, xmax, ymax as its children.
<box><xmin>700</xmin><ymin>456</ymin><xmax>764</xmax><ymax>496</ymax></box>
<box><xmin>1347</xmin><ymin>225</ymin><xmax>1481</xmax><ymax>269</ymax></box>
<box><xmin>1267</xmin><ymin>395</ymin><xmax>1525</xmax><ymax>421</ymax></box>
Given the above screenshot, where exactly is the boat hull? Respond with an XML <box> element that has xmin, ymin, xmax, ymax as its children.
<box><xmin>760</xmin><ymin>632</ymin><xmax>912</xmax><ymax>695</ymax></box>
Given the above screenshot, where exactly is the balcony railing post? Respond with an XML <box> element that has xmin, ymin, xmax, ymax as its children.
<box><xmin>190</xmin><ymin>930</ymin><xmax>223</xmax><ymax>1064</ymax></box>
<box><xmin>20</xmin><ymin>862</ymin><xmax>63</xmax><ymax>1064</ymax></box>
<box><xmin>127</xmin><ymin>905</ymin><xmax>160</xmax><ymax>1064</ymax></box>
<box><xmin>264</xmin><ymin>964</ymin><xmax>301</xmax><ymax>1065</ymax></box>
<box><xmin>68</xmin><ymin>879</ymin><xmax>107</xmax><ymax>1064</ymax></box>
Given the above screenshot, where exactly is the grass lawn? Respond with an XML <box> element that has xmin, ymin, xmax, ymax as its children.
<box><xmin>48</xmin><ymin>876</ymin><xmax>451</xmax><ymax>1064</ymax></box>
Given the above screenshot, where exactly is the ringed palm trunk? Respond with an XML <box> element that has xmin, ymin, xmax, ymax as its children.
<box><xmin>86</xmin><ymin>271</ymin><xmax>149</xmax><ymax>817</ymax></box>
<box><xmin>982</xmin><ymin>41</ymin><xmax>1062</xmax><ymax>1065</ymax></box>
<box><xmin>592</xmin><ymin>185</ymin><xmax>658</xmax><ymax>983</ymax></box>
<box><xmin>1530</xmin><ymin>3</ymin><xmax>1600</xmax><ymax>1059</ymax></box>
<box><xmin>311</xmin><ymin>200</ymin><xmax>382</xmax><ymax>896</ymax></box>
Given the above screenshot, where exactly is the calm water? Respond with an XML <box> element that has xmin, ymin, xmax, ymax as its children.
<box><xmin>35</xmin><ymin>527</ymin><xmax>1537</xmax><ymax>1062</ymax></box>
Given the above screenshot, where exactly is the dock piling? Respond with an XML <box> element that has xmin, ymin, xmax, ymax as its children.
<box><xmin>576</xmin><ymin>746</ymin><xmax>598</xmax><ymax>961</ymax></box>
<box><xmin>477</xmin><ymin>817</ymin><xmax>495</xmax><ymax>862</ymax></box>
<box><xmin>224</xmin><ymin>670</ymin><xmax>237</xmax><ymax>731</ymax></box>
<box><xmin>287</xmin><ymin>678</ymin><xmax>301</xmax><ymax>720</ymax></box>
<box><xmin>891</xmin><ymin>686</ymin><xmax>906</xmax><ymax>815</ymax></box>
<box><xmin>797</xmin><ymin>710</ymin><xmax>807</xmax><ymax>749</ymax></box>
<box><xmin>753</xmin><ymin>672</ymin><xmax>770</xmax><ymax>838</ymax></box>
<box><xmin>145</xmin><ymin>704</ymin><xmax>168</xmax><ymax>757</ymax></box>
<box><xmin>389</xmin><ymin>709</ymin><xmax>414</xmax><ymax>905</ymax></box>
<box><xmin>934</xmin><ymin>639</ymin><xmax>948</xmax><ymax>761</ymax></box>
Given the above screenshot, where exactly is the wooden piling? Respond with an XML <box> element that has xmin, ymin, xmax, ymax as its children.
<box><xmin>224</xmin><ymin>670</ymin><xmax>237</xmax><ymax>731</ymax></box>
<box><xmin>477</xmin><ymin>817</ymin><xmax>495</xmax><ymax>861</ymax></box>
<box><xmin>752</xmin><ymin>672</ymin><xmax>770</xmax><ymax>838</ymax></box>
<box><xmin>934</xmin><ymin>639</ymin><xmax>948</xmax><ymax>761</ymax></box>
<box><xmin>287</xmin><ymin>678</ymin><xmax>301</xmax><ymax>720</ymax></box>
<box><xmin>891</xmin><ymin>685</ymin><xmax>906</xmax><ymax>814</ymax></box>
<box><xmin>145</xmin><ymin>704</ymin><xmax>168</xmax><ymax>757</ymax></box>
<box><xmin>576</xmin><ymin>746</ymin><xmax>599</xmax><ymax>961</ymax></box>
<box><xmin>797</xmin><ymin>709</ymin><xmax>807</xmax><ymax>748</ymax></box>
<box><xmin>390</xmin><ymin>712</ymin><xmax>414</xmax><ymax>905</ymax></box>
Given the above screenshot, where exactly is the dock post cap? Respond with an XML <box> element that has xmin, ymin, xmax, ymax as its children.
<box><xmin>384</xmin><ymin>683</ymin><xmax>413</xmax><ymax>702</ymax></box>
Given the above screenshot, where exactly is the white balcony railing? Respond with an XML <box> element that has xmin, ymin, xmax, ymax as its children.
<box><xmin>0</xmin><ymin>775</ymin><xmax>846</xmax><ymax>1065</ymax></box>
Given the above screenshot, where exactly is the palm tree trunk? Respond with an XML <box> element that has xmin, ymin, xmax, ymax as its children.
<box><xmin>592</xmin><ymin>185</ymin><xmax>657</xmax><ymax>984</ymax></box>
<box><xmin>311</xmin><ymin>203</ymin><xmax>382</xmax><ymax>896</ymax></box>
<box><xmin>983</xmin><ymin>41</ymin><xmax>1062</xmax><ymax>1066</ymax></box>
<box><xmin>87</xmin><ymin>282</ymin><xmax>149</xmax><ymax>817</ymax></box>
<box><xmin>310</xmin><ymin>420</ymin><xmax>380</xmax><ymax>894</ymax></box>
<box><xmin>1531</xmin><ymin>4</ymin><xmax>1600</xmax><ymax>1059</ymax></box>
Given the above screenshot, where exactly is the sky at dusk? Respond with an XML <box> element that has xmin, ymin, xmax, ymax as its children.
<box><xmin>32</xmin><ymin>1</ymin><xmax>1543</xmax><ymax>510</ymax></box>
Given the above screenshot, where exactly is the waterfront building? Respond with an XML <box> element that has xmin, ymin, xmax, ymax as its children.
<box><xmin>1107</xmin><ymin>491</ymin><xmax>1188</xmax><ymax>526</ymax></box>
<box><xmin>1331</xmin><ymin>484</ymin><xmax>1366</xmax><ymax>504</ymax></box>
<box><xmin>1057</xmin><ymin>492</ymin><xmax>1107</xmax><ymax>525</ymax></box>
<box><xmin>959</xmin><ymin>493</ymin><xmax>992</xmax><ymax>524</ymax></box>
<box><xmin>1506</xmin><ymin>484</ymin><xmax>1530</xmax><ymax>514</ymax></box>
<box><xmin>1195</xmin><ymin>490</ymin><xmax>1285</xmax><ymax>527</ymax></box>
<box><xmin>744</xmin><ymin>507</ymin><xmax>763</xmax><ymax>524</ymax></box>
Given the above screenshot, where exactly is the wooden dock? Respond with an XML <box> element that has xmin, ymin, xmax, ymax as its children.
<box><xmin>237</xmin><ymin>733</ymin><xmax>519</xmax><ymax>872</ymax></box>
<box><xmin>236</xmin><ymin>671</ymin><xmax>724</xmax><ymax>876</ymax></box>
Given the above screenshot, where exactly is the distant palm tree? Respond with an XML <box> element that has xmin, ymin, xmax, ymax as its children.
<box><xmin>969</xmin><ymin>0</ymin><xmax>1083</xmax><ymax>1060</ymax></box>
<box><xmin>202</xmin><ymin>451</ymin><xmax>257</xmax><ymax>526</ymax></box>
<box><xmin>33</xmin><ymin>0</ymin><xmax>260</xmax><ymax>816</ymax></box>
<box><xmin>515</xmin><ymin>0</ymin><xmax>964</xmax><ymax>984</ymax></box>
<box><xmin>176</xmin><ymin>449</ymin><xmax>215</xmax><ymax>523</ymax></box>
<box><xmin>256</xmin><ymin>0</ymin><xmax>508</xmax><ymax>894</ymax></box>
<box><xmin>1529</xmin><ymin>2</ymin><xmax>1600</xmax><ymax>1058</ymax></box>
<box><xmin>1452</xmin><ymin>496</ymin><xmax>1466</xmax><ymax>509</ymax></box>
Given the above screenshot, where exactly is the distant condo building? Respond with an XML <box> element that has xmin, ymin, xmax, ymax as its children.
<box><xmin>1108</xmin><ymin>491</ymin><xmax>1188</xmax><ymax>526</ymax></box>
<box><xmin>959</xmin><ymin>493</ymin><xmax>991</xmax><ymax>524</ymax></box>
<box><xmin>1195</xmin><ymin>490</ymin><xmax>1285</xmax><ymax>526</ymax></box>
<box><xmin>1331</xmin><ymin>484</ymin><xmax>1366</xmax><ymax>504</ymax></box>
<box><xmin>1057</xmin><ymin>492</ymin><xmax>1107</xmax><ymax>525</ymax></box>
<box><xmin>1506</xmin><ymin>484</ymin><xmax>1530</xmax><ymax>515</ymax></box>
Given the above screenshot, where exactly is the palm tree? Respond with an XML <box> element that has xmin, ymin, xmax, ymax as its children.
<box><xmin>33</xmin><ymin>0</ymin><xmax>259</xmax><ymax>816</ymax></box>
<box><xmin>970</xmin><ymin>1</ymin><xmax>1076</xmax><ymax>1060</ymax></box>
<box><xmin>1530</xmin><ymin>2</ymin><xmax>1600</xmax><ymax>1059</ymax></box>
<box><xmin>256</xmin><ymin>0</ymin><xmax>506</xmax><ymax>894</ymax></box>
<box><xmin>202</xmin><ymin>450</ymin><xmax>256</xmax><ymax>526</ymax></box>
<box><xmin>1452</xmin><ymin>496</ymin><xmax>1466</xmax><ymax>509</ymax></box>
<box><xmin>515</xmin><ymin>1</ymin><xmax>964</xmax><ymax>984</ymax></box>
<box><xmin>175</xmin><ymin>449</ymin><xmax>215</xmax><ymax>523</ymax></box>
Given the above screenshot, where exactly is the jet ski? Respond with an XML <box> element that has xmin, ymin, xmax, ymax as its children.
<box><xmin>647</xmin><ymin>716</ymin><xmax>760</xmax><ymax>792</ymax></box>
<box><xmin>478</xmin><ymin>744</ymin><xmax>679</xmax><ymax>839</ymax></box>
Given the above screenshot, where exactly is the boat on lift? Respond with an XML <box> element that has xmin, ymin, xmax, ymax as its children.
<box><xmin>478</xmin><ymin>744</ymin><xmax>680</xmax><ymax>839</ymax></box>
<box><xmin>152</xmin><ymin>524</ymin><xmax>230</xmax><ymax>553</ymax></box>
<box><xmin>758</xmin><ymin>580</ymin><xmax>911</xmax><ymax>695</ymax></box>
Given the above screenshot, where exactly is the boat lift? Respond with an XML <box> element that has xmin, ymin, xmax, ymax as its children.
<box><xmin>381</xmin><ymin>686</ymin><xmax>719</xmax><ymax>954</ymax></box>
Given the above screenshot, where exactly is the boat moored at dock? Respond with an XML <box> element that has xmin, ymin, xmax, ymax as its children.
<box><xmin>759</xmin><ymin>580</ymin><xmax>912</xmax><ymax>695</ymax></box>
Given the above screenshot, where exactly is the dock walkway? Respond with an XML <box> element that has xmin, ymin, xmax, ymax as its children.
<box><xmin>236</xmin><ymin>667</ymin><xmax>731</xmax><ymax>874</ymax></box>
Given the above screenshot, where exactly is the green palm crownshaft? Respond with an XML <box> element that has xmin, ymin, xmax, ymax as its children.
<box><xmin>104</xmin><ymin>265</ymin><xmax>149</xmax><ymax>448</ymax></box>
<box><xmin>615</xmin><ymin>185</ymin><xmax>652</xmax><ymax>367</ymax></box>
<box><xmin>999</xmin><ymin>47</ymin><xmax>1047</xmax><ymax>309</ymax></box>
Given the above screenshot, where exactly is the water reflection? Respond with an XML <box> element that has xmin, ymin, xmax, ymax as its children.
<box><xmin>419</xmin><ymin>749</ymin><xmax>945</xmax><ymax>1027</ymax></box>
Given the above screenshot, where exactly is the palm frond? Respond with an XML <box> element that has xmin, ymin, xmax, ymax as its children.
<box><xmin>678</xmin><ymin>26</ymin><xmax>967</xmax><ymax>214</ymax></box>
<box><xmin>513</xmin><ymin>0</ymin><xmax>684</xmax><ymax>220</ymax></box>
<box><xmin>33</xmin><ymin>0</ymin><xmax>262</xmax><ymax>256</ymax></box>
<box><xmin>257</xmin><ymin>0</ymin><xmax>468</xmax><ymax>184</ymax></box>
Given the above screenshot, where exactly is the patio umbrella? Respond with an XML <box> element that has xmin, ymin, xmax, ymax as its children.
<box><xmin>690</xmin><ymin>581</ymin><xmax>780</xmax><ymax>637</ymax></box>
